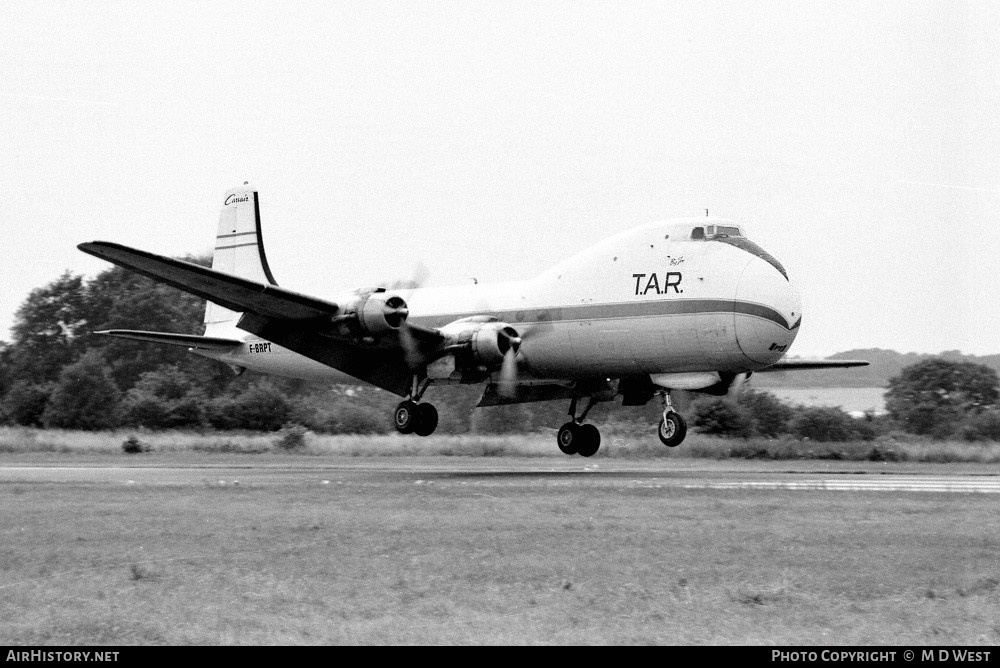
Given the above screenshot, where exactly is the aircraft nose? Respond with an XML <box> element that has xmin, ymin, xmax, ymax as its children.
<box><xmin>734</xmin><ymin>256</ymin><xmax>801</xmax><ymax>365</ymax></box>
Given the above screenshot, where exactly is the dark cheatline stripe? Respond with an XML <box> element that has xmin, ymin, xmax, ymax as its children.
<box><xmin>215</xmin><ymin>242</ymin><xmax>260</xmax><ymax>251</ymax></box>
<box><xmin>413</xmin><ymin>299</ymin><xmax>795</xmax><ymax>331</ymax></box>
<box><xmin>216</xmin><ymin>231</ymin><xmax>257</xmax><ymax>240</ymax></box>
<box><xmin>731</xmin><ymin>301</ymin><xmax>793</xmax><ymax>329</ymax></box>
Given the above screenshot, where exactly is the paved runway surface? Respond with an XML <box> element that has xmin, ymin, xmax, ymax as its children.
<box><xmin>2</xmin><ymin>459</ymin><xmax>999</xmax><ymax>494</ymax></box>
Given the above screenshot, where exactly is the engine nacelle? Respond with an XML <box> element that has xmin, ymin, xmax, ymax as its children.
<box><xmin>471</xmin><ymin>322</ymin><xmax>520</xmax><ymax>367</ymax></box>
<box><xmin>330</xmin><ymin>290</ymin><xmax>409</xmax><ymax>337</ymax></box>
<box><xmin>359</xmin><ymin>293</ymin><xmax>409</xmax><ymax>335</ymax></box>
<box><xmin>439</xmin><ymin>318</ymin><xmax>521</xmax><ymax>369</ymax></box>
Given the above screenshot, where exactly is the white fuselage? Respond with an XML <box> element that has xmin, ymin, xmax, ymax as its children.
<box><xmin>200</xmin><ymin>218</ymin><xmax>801</xmax><ymax>387</ymax></box>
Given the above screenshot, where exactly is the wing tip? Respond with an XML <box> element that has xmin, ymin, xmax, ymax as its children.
<box><xmin>764</xmin><ymin>359</ymin><xmax>871</xmax><ymax>371</ymax></box>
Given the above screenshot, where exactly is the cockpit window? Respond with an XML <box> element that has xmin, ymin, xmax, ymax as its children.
<box><xmin>693</xmin><ymin>225</ymin><xmax>743</xmax><ymax>240</ymax></box>
<box><xmin>706</xmin><ymin>225</ymin><xmax>742</xmax><ymax>238</ymax></box>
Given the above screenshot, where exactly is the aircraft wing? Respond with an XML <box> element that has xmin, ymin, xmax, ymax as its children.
<box><xmin>94</xmin><ymin>329</ymin><xmax>242</xmax><ymax>351</ymax></box>
<box><xmin>760</xmin><ymin>359</ymin><xmax>870</xmax><ymax>371</ymax></box>
<box><xmin>78</xmin><ymin>241</ymin><xmax>338</xmax><ymax>320</ymax></box>
<box><xmin>78</xmin><ymin>241</ymin><xmax>443</xmax><ymax>396</ymax></box>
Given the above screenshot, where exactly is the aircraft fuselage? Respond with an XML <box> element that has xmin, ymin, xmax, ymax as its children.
<box><xmin>201</xmin><ymin>218</ymin><xmax>801</xmax><ymax>386</ymax></box>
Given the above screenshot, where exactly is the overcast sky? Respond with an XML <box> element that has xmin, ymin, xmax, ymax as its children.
<box><xmin>2</xmin><ymin>1</ymin><xmax>998</xmax><ymax>357</ymax></box>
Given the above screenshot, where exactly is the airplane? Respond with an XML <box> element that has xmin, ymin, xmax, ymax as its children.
<box><xmin>78</xmin><ymin>183</ymin><xmax>868</xmax><ymax>456</ymax></box>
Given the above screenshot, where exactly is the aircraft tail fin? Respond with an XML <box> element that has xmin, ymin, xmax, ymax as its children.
<box><xmin>204</xmin><ymin>183</ymin><xmax>277</xmax><ymax>327</ymax></box>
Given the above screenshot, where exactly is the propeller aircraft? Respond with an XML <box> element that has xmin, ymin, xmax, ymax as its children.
<box><xmin>78</xmin><ymin>184</ymin><xmax>867</xmax><ymax>456</ymax></box>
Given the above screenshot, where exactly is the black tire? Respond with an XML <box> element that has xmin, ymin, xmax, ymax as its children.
<box><xmin>393</xmin><ymin>400</ymin><xmax>418</xmax><ymax>434</ymax></box>
<box><xmin>413</xmin><ymin>403</ymin><xmax>439</xmax><ymax>437</ymax></box>
<box><xmin>576</xmin><ymin>423</ymin><xmax>601</xmax><ymax>457</ymax></box>
<box><xmin>658</xmin><ymin>411</ymin><xmax>687</xmax><ymax>447</ymax></box>
<box><xmin>557</xmin><ymin>422</ymin><xmax>580</xmax><ymax>455</ymax></box>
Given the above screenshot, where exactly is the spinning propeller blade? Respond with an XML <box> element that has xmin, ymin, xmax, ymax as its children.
<box><xmin>497</xmin><ymin>330</ymin><xmax>522</xmax><ymax>398</ymax></box>
<box><xmin>398</xmin><ymin>321</ymin><xmax>424</xmax><ymax>369</ymax></box>
<box><xmin>726</xmin><ymin>372</ymin><xmax>750</xmax><ymax>398</ymax></box>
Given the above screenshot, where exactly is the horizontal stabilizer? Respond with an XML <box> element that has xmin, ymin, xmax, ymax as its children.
<box><xmin>761</xmin><ymin>359</ymin><xmax>870</xmax><ymax>371</ymax></box>
<box><xmin>94</xmin><ymin>329</ymin><xmax>242</xmax><ymax>351</ymax></box>
<box><xmin>78</xmin><ymin>241</ymin><xmax>338</xmax><ymax>321</ymax></box>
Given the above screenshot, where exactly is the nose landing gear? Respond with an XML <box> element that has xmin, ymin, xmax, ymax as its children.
<box><xmin>656</xmin><ymin>390</ymin><xmax>687</xmax><ymax>447</ymax></box>
<box><xmin>556</xmin><ymin>396</ymin><xmax>601</xmax><ymax>457</ymax></box>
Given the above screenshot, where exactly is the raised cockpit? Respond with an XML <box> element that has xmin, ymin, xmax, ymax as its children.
<box><xmin>690</xmin><ymin>222</ymin><xmax>787</xmax><ymax>280</ymax></box>
<box><xmin>690</xmin><ymin>224</ymin><xmax>744</xmax><ymax>240</ymax></box>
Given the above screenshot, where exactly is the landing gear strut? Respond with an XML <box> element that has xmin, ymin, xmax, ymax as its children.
<box><xmin>656</xmin><ymin>390</ymin><xmax>687</xmax><ymax>447</ymax></box>
<box><xmin>393</xmin><ymin>376</ymin><xmax>439</xmax><ymax>437</ymax></box>
<box><xmin>557</xmin><ymin>396</ymin><xmax>601</xmax><ymax>457</ymax></box>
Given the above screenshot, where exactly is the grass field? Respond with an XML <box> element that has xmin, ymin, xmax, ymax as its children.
<box><xmin>1</xmin><ymin>452</ymin><xmax>999</xmax><ymax>644</ymax></box>
<box><xmin>4</xmin><ymin>426</ymin><xmax>1000</xmax><ymax>463</ymax></box>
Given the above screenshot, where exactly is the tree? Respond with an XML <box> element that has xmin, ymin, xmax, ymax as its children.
<box><xmin>205</xmin><ymin>379</ymin><xmax>295</xmax><ymax>431</ymax></box>
<box><xmin>735</xmin><ymin>390</ymin><xmax>792</xmax><ymax>437</ymax></box>
<box><xmin>0</xmin><ymin>341</ymin><xmax>13</xmax><ymax>399</ymax></box>
<box><xmin>885</xmin><ymin>359</ymin><xmax>1000</xmax><ymax>437</ymax></box>
<box><xmin>84</xmin><ymin>260</ymin><xmax>229</xmax><ymax>393</ymax></box>
<box><xmin>7</xmin><ymin>272</ymin><xmax>89</xmax><ymax>385</ymax></box>
<box><xmin>119</xmin><ymin>366</ymin><xmax>207</xmax><ymax>429</ymax></box>
<box><xmin>788</xmin><ymin>406</ymin><xmax>862</xmax><ymax>442</ymax></box>
<box><xmin>296</xmin><ymin>384</ymin><xmax>395</xmax><ymax>434</ymax></box>
<box><xmin>691</xmin><ymin>397</ymin><xmax>756</xmax><ymax>437</ymax></box>
<box><xmin>4</xmin><ymin>257</ymin><xmax>231</xmax><ymax>404</ymax></box>
<box><xmin>2</xmin><ymin>380</ymin><xmax>53</xmax><ymax>426</ymax></box>
<box><xmin>41</xmin><ymin>351</ymin><xmax>121</xmax><ymax>430</ymax></box>
<box><xmin>959</xmin><ymin>410</ymin><xmax>1000</xmax><ymax>442</ymax></box>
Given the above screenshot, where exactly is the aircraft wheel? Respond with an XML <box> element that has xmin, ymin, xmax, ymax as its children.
<box><xmin>393</xmin><ymin>400</ymin><xmax>419</xmax><ymax>434</ymax></box>
<box><xmin>413</xmin><ymin>403</ymin><xmax>439</xmax><ymax>437</ymax></box>
<box><xmin>576</xmin><ymin>423</ymin><xmax>601</xmax><ymax>457</ymax></box>
<box><xmin>658</xmin><ymin>411</ymin><xmax>687</xmax><ymax>447</ymax></box>
<box><xmin>557</xmin><ymin>422</ymin><xmax>580</xmax><ymax>455</ymax></box>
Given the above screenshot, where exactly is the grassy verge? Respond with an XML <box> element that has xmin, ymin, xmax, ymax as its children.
<box><xmin>4</xmin><ymin>426</ymin><xmax>1000</xmax><ymax>463</ymax></box>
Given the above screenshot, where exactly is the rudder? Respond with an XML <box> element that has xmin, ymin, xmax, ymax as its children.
<box><xmin>204</xmin><ymin>183</ymin><xmax>278</xmax><ymax>326</ymax></box>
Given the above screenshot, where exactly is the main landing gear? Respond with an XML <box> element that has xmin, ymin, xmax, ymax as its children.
<box><xmin>393</xmin><ymin>377</ymin><xmax>438</xmax><ymax>437</ymax></box>
<box><xmin>657</xmin><ymin>390</ymin><xmax>687</xmax><ymax>447</ymax></box>
<box><xmin>556</xmin><ymin>396</ymin><xmax>601</xmax><ymax>458</ymax></box>
<box><xmin>554</xmin><ymin>391</ymin><xmax>689</xmax><ymax>456</ymax></box>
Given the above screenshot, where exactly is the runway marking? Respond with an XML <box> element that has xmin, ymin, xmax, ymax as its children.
<box><xmin>683</xmin><ymin>477</ymin><xmax>1000</xmax><ymax>494</ymax></box>
<box><xmin>2</xmin><ymin>465</ymin><xmax>999</xmax><ymax>494</ymax></box>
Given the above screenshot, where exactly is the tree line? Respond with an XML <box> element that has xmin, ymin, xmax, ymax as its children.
<box><xmin>689</xmin><ymin>358</ymin><xmax>1000</xmax><ymax>442</ymax></box>
<box><xmin>1</xmin><ymin>265</ymin><xmax>999</xmax><ymax>440</ymax></box>
<box><xmin>0</xmin><ymin>262</ymin><xmax>562</xmax><ymax>433</ymax></box>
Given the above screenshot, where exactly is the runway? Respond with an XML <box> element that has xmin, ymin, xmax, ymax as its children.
<box><xmin>2</xmin><ymin>458</ymin><xmax>999</xmax><ymax>494</ymax></box>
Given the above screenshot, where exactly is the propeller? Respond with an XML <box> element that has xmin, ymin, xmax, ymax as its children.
<box><xmin>492</xmin><ymin>306</ymin><xmax>562</xmax><ymax>398</ymax></box>
<box><xmin>382</xmin><ymin>264</ymin><xmax>554</xmax><ymax>388</ymax></box>
<box><xmin>384</xmin><ymin>263</ymin><xmax>430</xmax><ymax>370</ymax></box>
<box><xmin>398</xmin><ymin>319</ymin><xmax>425</xmax><ymax>370</ymax></box>
<box><xmin>726</xmin><ymin>372</ymin><xmax>751</xmax><ymax>398</ymax></box>
<box><xmin>497</xmin><ymin>328</ymin><xmax>523</xmax><ymax>398</ymax></box>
